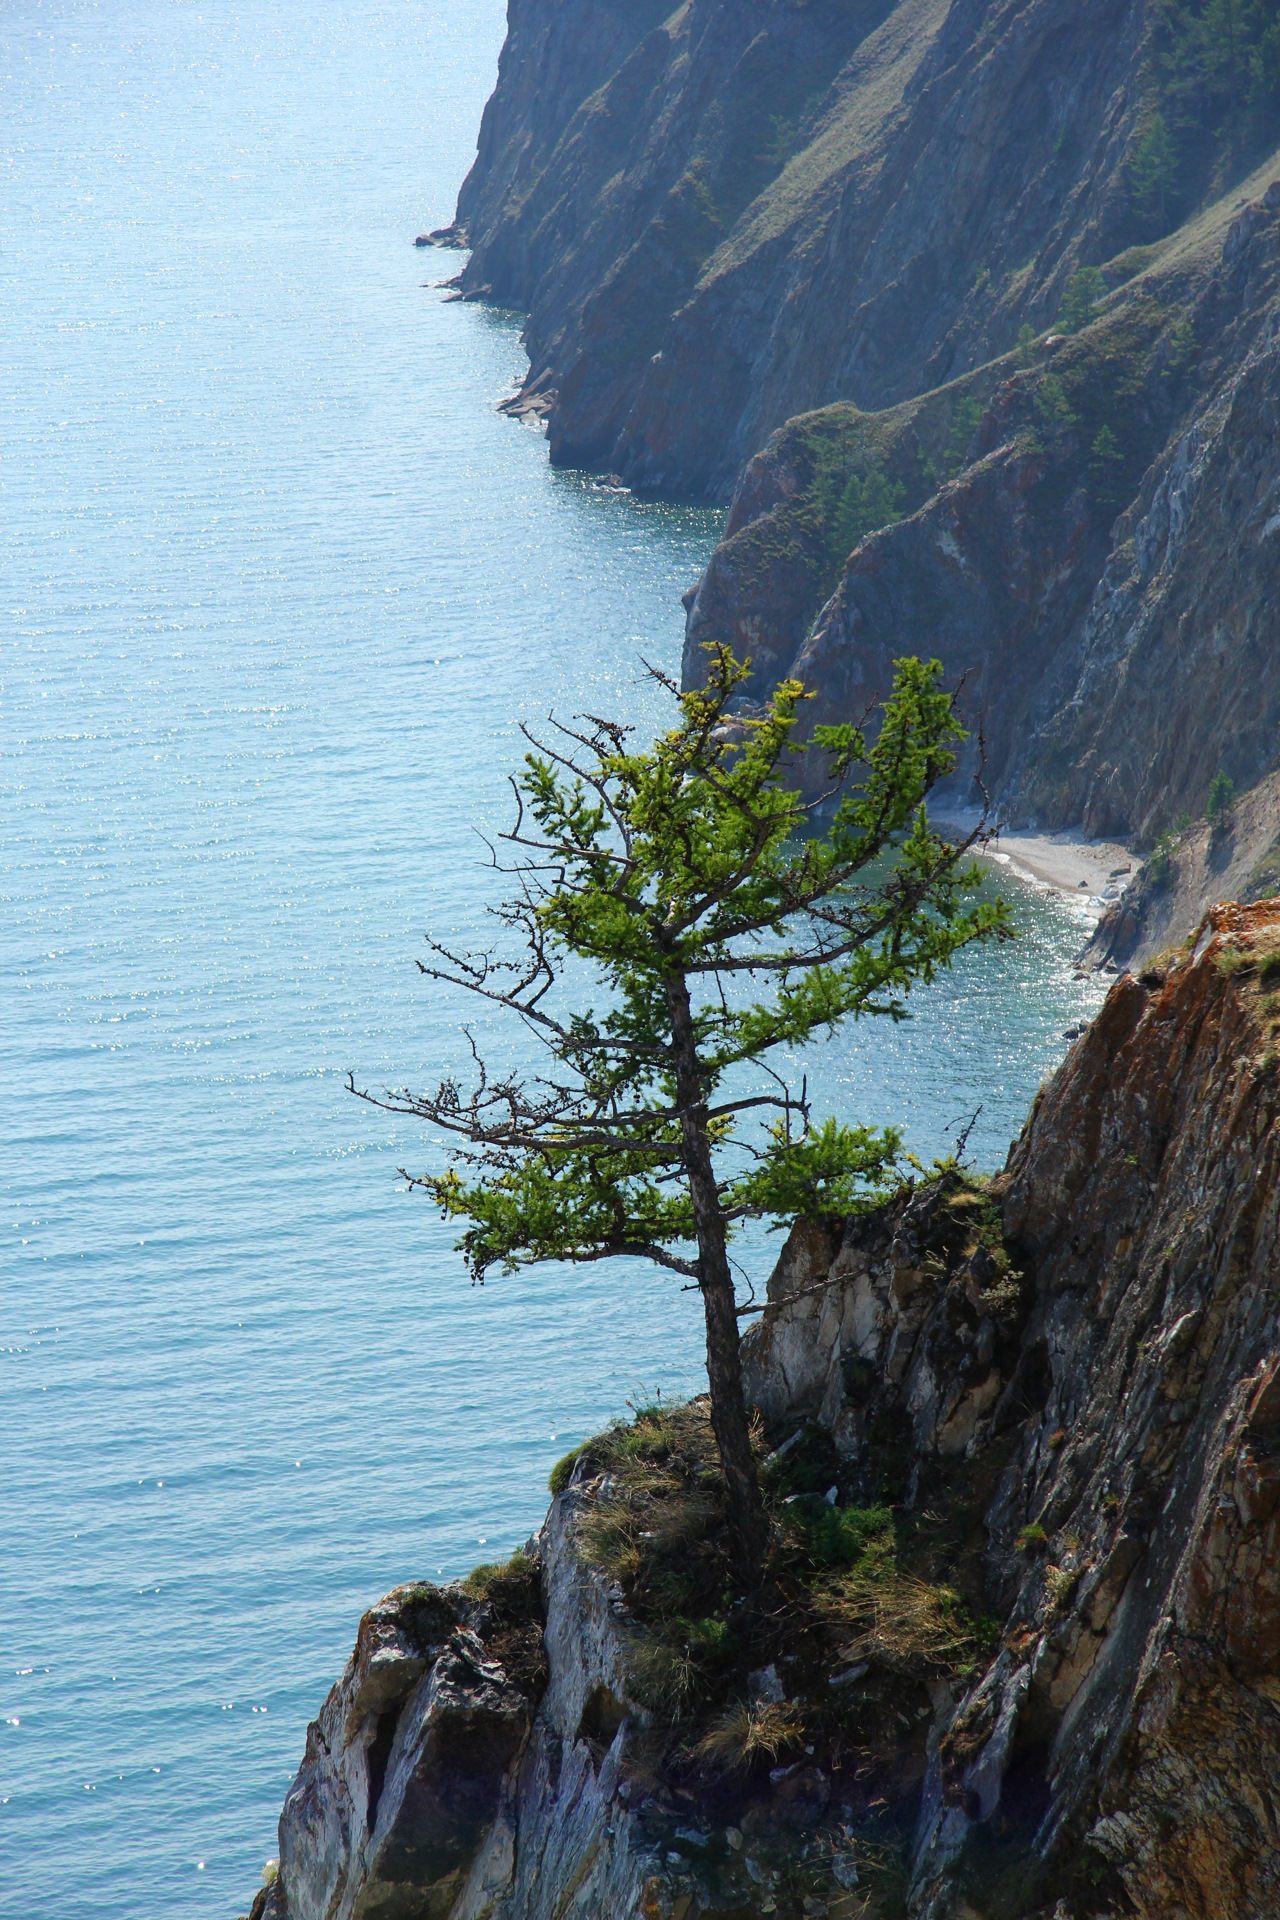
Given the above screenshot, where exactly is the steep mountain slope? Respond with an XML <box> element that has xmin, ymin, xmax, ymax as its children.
<box><xmin>448</xmin><ymin>0</ymin><xmax>1170</xmax><ymax>498</ymax></box>
<box><xmin>684</xmin><ymin>160</ymin><xmax>1280</xmax><ymax>846</ymax></box>
<box><xmin>446</xmin><ymin>0</ymin><xmax>1280</xmax><ymax>896</ymax></box>
<box><xmin>245</xmin><ymin>900</ymin><xmax>1280</xmax><ymax>1920</ymax></box>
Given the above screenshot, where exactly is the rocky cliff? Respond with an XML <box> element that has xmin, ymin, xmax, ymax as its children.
<box><xmin>447</xmin><ymin>0</ymin><xmax>1197</xmax><ymax>499</ymax></box>
<box><xmin>683</xmin><ymin>159</ymin><xmax>1280</xmax><ymax>851</ymax></box>
<box><xmin>245</xmin><ymin>899</ymin><xmax>1280</xmax><ymax>1920</ymax></box>
<box><xmin>444</xmin><ymin>0</ymin><xmax>1280</xmax><ymax>916</ymax></box>
<box><xmin>449</xmin><ymin>0</ymin><xmax>1280</xmax><ymax>505</ymax></box>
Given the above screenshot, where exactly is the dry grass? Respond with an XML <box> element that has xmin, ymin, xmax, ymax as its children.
<box><xmin>571</xmin><ymin>1398</ymin><xmax>737</xmax><ymax>1636</ymax></box>
<box><xmin>577</xmin><ymin>1465</ymin><xmax>721</xmax><ymax>1590</ymax></box>
<box><xmin>628</xmin><ymin>1635</ymin><xmax>702</xmax><ymax>1716</ymax></box>
<box><xmin>694</xmin><ymin>1698</ymin><xmax>805</xmax><ymax>1772</ymax></box>
<box><xmin>1044</xmin><ymin>1563</ymin><xmax>1079</xmax><ymax>1615</ymax></box>
<box><xmin>1215</xmin><ymin>933</ymin><xmax>1280</xmax><ymax>981</ymax></box>
<box><xmin>817</xmin><ymin>1567</ymin><xmax>982</xmax><ymax>1674</ymax></box>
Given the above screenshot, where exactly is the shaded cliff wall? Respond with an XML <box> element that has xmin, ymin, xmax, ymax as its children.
<box><xmin>685</xmin><ymin>163</ymin><xmax>1280</xmax><ymax>845</ymax></box>
<box><xmin>451</xmin><ymin>0</ymin><xmax>1164</xmax><ymax>499</ymax></box>
<box><xmin>251</xmin><ymin>901</ymin><xmax>1280</xmax><ymax>1920</ymax></box>
<box><xmin>746</xmin><ymin>899</ymin><xmax>1280</xmax><ymax>1916</ymax></box>
<box><xmin>452</xmin><ymin>0</ymin><xmax>1280</xmax><ymax>871</ymax></box>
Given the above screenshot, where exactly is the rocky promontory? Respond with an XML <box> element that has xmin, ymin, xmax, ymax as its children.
<box><xmin>244</xmin><ymin>899</ymin><xmax>1280</xmax><ymax>1919</ymax></box>
<box><xmin>683</xmin><ymin>164</ymin><xmax>1280</xmax><ymax>858</ymax></box>
<box><xmin>441</xmin><ymin>0</ymin><xmax>1280</xmax><ymax>958</ymax></box>
<box><xmin>449</xmin><ymin>0</ymin><xmax>1223</xmax><ymax>502</ymax></box>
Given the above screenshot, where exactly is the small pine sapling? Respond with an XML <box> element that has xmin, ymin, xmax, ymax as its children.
<box><xmin>1207</xmin><ymin>769</ymin><xmax>1236</xmax><ymax>833</ymax></box>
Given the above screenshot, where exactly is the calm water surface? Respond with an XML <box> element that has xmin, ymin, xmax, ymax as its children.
<box><xmin>0</xmin><ymin>4</ymin><xmax>1103</xmax><ymax>1911</ymax></box>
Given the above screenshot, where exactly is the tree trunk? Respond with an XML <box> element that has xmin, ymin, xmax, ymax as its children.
<box><xmin>665</xmin><ymin>969</ymin><xmax>768</xmax><ymax>1588</ymax></box>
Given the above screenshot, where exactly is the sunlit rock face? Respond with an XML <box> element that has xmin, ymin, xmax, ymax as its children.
<box><xmin>251</xmin><ymin>902</ymin><xmax>1280</xmax><ymax>1920</ymax></box>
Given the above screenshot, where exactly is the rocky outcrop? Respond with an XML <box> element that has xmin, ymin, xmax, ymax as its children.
<box><xmin>737</xmin><ymin>898</ymin><xmax>1280</xmax><ymax>1914</ymax></box>
<box><xmin>927</xmin><ymin>896</ymin><xmax>1280</xmax><ymax>1916</ymax></box>
<box><xmin>448</xmin><ymin>0</ymin><xmax>1280</xmax><ymax>934</ymax></box>
<box><xmin>247</xmin><ymin>1570</ymin><xmax>547</xmax><ymax>1920</ymax></box>
<box><xmin>251</xmin><ymin>900</ymin><xmax>1280</xmax><ymax>1918</ymax></box>
<box><xmin>684</xmin><ymin>160</ymin><xmax>1280</xmax><ymax>852</ymax></box>
<box><xmin>1086</xmin><ymin>770</ymin><xmax>1280</xmax><ymax>971</ymax></box>
<box><xmin>447</xmin><ymin>0</ymin><xmax>1203</xmax><ymax>500</ymax></box>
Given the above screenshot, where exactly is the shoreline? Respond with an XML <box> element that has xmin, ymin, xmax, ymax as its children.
<box><xmin>935</xmin><ymin>813</ymin><xmax>1138</xmax><ymax>924</ymax></box>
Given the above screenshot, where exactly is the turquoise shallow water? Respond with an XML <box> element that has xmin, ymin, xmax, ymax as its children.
<box><xmin>0</xmin><ymin>3</ymin><xmax>1103</xmax><ymax>1912</ymax></box>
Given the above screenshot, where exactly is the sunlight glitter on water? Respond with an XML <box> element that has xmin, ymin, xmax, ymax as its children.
<box><xmin>0</xmin><ymin>3</ymin><xmax>1102</xmax><ymax>1914</ymax></box>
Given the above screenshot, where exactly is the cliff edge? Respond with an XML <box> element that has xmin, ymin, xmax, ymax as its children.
<box><xmin>246</xmin><ymin>899</ymin><xmax>1280</xmax><ymax>1920</ymax></box>
<box><xmin>450</xmin><ymin>0</ymin><xmax>1152</xmax><ymax>498</ymax></box>
<box><xmin>444</xmin><ymin>0</ymin><xmax>1280</xmax><ymax>939</ymax></box>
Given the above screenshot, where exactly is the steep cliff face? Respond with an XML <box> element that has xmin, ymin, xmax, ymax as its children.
<box><xmin>450</xmin><ymin>0</ymin><xmax>1280</xmax><ymax>889</ymax></box>
<box><xmin>685</xmin><ymin>164</ymin><xmax>1280</xmax><ymax>847</ymax></box>
<box><xmin>748</xmin><ymin>900</ymin><xmax>1280</xmax><ymax>1914</ymax></box>
<box><xmin>250</xmin><ymin>901</ymin><xmax>1280</xmax><ymax>1920</ymax></box>
<box><xmin>927</xmin><ymin>896</ymin><xmax>1280</xmax><ymax>1916</ymax></box>
<box><xmin>1085</xmin><ymin>769</ymin><xmax>1280</xmax><ymax>970</ymax></box>
<box><xmin>449</xmin><ymin>0</ymin><xmax>1178</xmax><ymax>499</ymax></box>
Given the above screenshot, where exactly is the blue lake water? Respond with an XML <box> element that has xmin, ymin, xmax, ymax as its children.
<box><xmin>0</xmin><ymin>3</ymin><xmax>1104</xmax><ymax>1912</ymax></box>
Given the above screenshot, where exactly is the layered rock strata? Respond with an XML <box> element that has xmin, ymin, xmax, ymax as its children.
<box><xmin>449</xmin><ymin>0</ymin><xmax>1175</xmax><ymax>500</ymax></box>
<box><xmin>684</xmin><ymin>165</ymin><xmax>1280</xmax><ymax>849</ymax></box>
<box><xmin>250</xmin><ymin>900</ymin><xmax>1280</xmax><ymax>1918</ymax></box>
<box><xmin>448</xmin><ymin>0</ymin><xmax>1280</xmax><ymax>923</ymax></box>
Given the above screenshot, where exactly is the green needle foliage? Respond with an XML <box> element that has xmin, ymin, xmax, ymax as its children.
<box><xmin>353</xmin><ymin>648</ymin><xmax>1009</xmax><ymax>1582</ymax></box>
<box><xmin>943</xmin><ymin>395</ymin><xmax>985</xmax><ymax>476</ymax></box>
<box><xmin>1207</xmin><ymin>768</ymin><xmax>1236</xmax><ymax>831</ymax></box>
<box><xmin>1056</xmin><ymin>265</ymin><xmax>1107</xmax><ymax>336</ymax></box>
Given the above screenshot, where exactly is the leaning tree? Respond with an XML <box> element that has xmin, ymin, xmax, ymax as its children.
<box><xmin>352</xmin><ymin>648</ymin><xmax>1009</xmax><ymax>1584</ymax></box>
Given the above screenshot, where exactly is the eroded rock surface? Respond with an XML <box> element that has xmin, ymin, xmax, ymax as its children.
<box><xmin>450</xmin><ymin>0</ymin><xmax>1280</xmax><ymax>942</ymax></box>
<box><xmin>449</xmin><ymin>0</ymin><xmax>1180</xmax><ymax>500</ymax></box>
<box><xmin>684</xmin><ymin>162</ymin><xmax>1280</xmax><ymax>860</ymax></box>
<box><xmin>752</xmin><ymin>903</ymin><xmax>1280</xmax><ymax>1915</ymax></box>
<box><xmin>250</xmin><ymin>902</ymin><xmax>1280</xmax><ymax>1918</ymax></box>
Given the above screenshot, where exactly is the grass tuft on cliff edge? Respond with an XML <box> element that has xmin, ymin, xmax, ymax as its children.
<box><xmin>524</xmin><ymin>1170</ymin><xmax>1024</xmax><ymax>1913</ymax></box>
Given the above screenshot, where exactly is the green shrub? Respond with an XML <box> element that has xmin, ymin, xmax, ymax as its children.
<box><xmin>944</xmin><ymin>395</ymin><xmax>985</xmax><ymax>475</ymax></box>
<box><xmin>828</xmin><ymin>460</ymin><xmax>905</xmax><ymax>560</ymax></box>
<box><xmin>1016</xmin><ymin>1522</ymin><xmax>1049</xmax><ymax>1553</ymax></box>
<box><xmin>787</xmin><ymin>1499</ymin><xmax>894</xmax><ymax>1570</ymax></box>
<box><xmin>1033</xmin><ymin>373</ymin><xmax>1078</xmax><ymax>442</ymax></box>
<box><xmin>1207</xmin><ymin>769</ymin><xmax>1235</xmax><ymax>831</ymax></box>
<box><xmin>1089</xmin><ymin>424</ymin><xmax>1125</xmax><ymax>506</ymax></box>
<box><xmin>688</xmin><ymin>1613</ymin><xmax>737</xmax><ymax>1662</ymax></box>
<box><xmin>462</xmin><ymin>1550</ymin><xmax>537</xmax><ymax>1598</ymax></box>
<box><xmin>1137</xmin><ymin>0</ymin><xmax>1280</xmax><ymax>235</ymax></box>
<box><xmin>1057</xmin><ymin>266</ymin><xmax>1107</xmax><ymax>334</ymax></box>
<box><xmin>1147</xmin><ymin>829</ymin><xmax>1178</xmax><ymax>887</ymax></box>
<box><xmin>1127</xmin><ymin>109</ymin><xmax>1178</xmax><ymax>230</ymax></box>
<box><xmin>758</xmin><ymin>113</ymin><xmax>794</xmax><ymax>170</ymax></box>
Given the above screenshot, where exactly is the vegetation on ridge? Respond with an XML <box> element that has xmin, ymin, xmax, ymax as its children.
<box><xmin>524</xmin><ymin>1167</ymin><xmax>1026</xmax><ymax>1917</ymax></box>
<box><xmin>1130</xmin><ymin>0</ymin><xmax>1280</xmax><ymax>235</ymax></box>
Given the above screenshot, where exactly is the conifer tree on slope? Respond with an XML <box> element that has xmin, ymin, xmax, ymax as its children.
<box><xmin>353</xmin><ymin>649</ymin><xmax>1009</xmax><ymax>1585</ymax></box>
